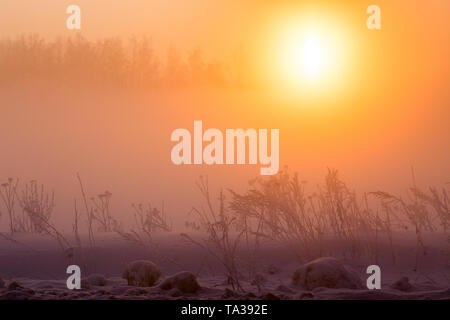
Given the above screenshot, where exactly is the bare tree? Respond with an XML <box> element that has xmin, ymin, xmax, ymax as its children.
<box><xmin>113</xmin><ymin>202</ymin><xmax>172</xmax><ymax>248</ymax></box>
<box><xmin>16</xmin><ymin>180</ymin><xmax>72</xmax><ymax>257</ymax></box>
<box><xmin>91</xmin><ymin>191</ymin><xmax>114</xmax><ymax>232</ymax></box>
<box><xmin>17</xmin><ymin>180</ymin><xmax>54</xmax><ymax>233</ymax></box>
<box><xmin>181</xmin><ymin>176</ymin><xmax>245</xmax><ymax>292</ymax></box>
<box><xmin>0</xmin><ymin>178</ymin><xmax>19</xmax><ymax>233</ymax></box>
<box><xmin>76</xmin><ymin>173</ymin><xmax>95</xmax><ymax>247</ymax></box>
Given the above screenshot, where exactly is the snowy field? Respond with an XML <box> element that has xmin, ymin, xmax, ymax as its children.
<box><xmin>0</xmin><ymin>233</ymin><xmax>448</xmax><ymax>300</ymax></box>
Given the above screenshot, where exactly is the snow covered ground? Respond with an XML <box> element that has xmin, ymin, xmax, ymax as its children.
<box><xmin>0</xmin><ymin>233</ymin><xmax>449</xmax><ymax>300</ymax></box>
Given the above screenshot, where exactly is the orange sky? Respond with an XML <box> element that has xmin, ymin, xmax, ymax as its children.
<box><xmin>0</xmin><ymin>0</ymin><xmax>258</xmax><ymax>59</ymax></box>
<box><xmin>0</xmin><ymin>0</ymin><xmax>449</xmax><ymax>228</ymax></box>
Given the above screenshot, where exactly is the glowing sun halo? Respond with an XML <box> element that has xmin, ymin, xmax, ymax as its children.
<box><xmin>271</xmin><ymin>17</ymin><xmax>350</xmax><ymax>95</ymax></box>
<box><xmin>289</xmin><ymin>34</ymin><xmax>324</xmax><ymax>80</ymax></box>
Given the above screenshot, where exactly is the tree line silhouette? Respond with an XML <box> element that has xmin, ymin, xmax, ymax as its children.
<box><xmin>0</xmin><ymin>34</ymin><xmax>254</xmax><ymax>89</ymax></box>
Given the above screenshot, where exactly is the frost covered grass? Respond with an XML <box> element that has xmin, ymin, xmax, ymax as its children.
<box><xmin>0</xmin><ymin>169</ymin><xmax>448</xmax><ymax>292</ymax></box>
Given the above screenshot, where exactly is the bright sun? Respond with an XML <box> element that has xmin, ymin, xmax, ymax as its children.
<box><xmin>286</xmin><ymin>32</ymin><xmax>325</xmax><ymax>81</ymax></box>
<box><xmin>269</xmin><ymin>16</ymin><xmax>351</xmax><ymax>96</ymax></box>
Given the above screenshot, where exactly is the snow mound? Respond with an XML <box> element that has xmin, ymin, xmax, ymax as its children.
<box><xmin>7</xmin><ymin>281</ymin><xmax>24</xmax><ymax>291</ymax></box>
<box><xmin>86</xmin><ymin>274</ymin><xmax>108</xmax><ymax>286</ymax></box>
<box><xmin>122</xmin><ymin>260</ymin><xmax>161</xmax><ymax>287</ymax></box>
<box><xmin>391</xmin><ymin>277</ymin><xmax>414</xmax><ymax>292</ymax></box>
<box><xmin>159</xmin><ymin>271</ymin><xmax>200</xmax><ymax>293</ymax></box>
<box><xmin>292</xmin><ymin>257</ymin><xmax>363</xmax><ymax>290</ymax></box>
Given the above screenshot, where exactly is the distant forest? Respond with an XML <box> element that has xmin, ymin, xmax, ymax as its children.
<box><xmin>0</xmin><ymin>34</ymin><xmax>255</xmax><ymax>89</ymax></box>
